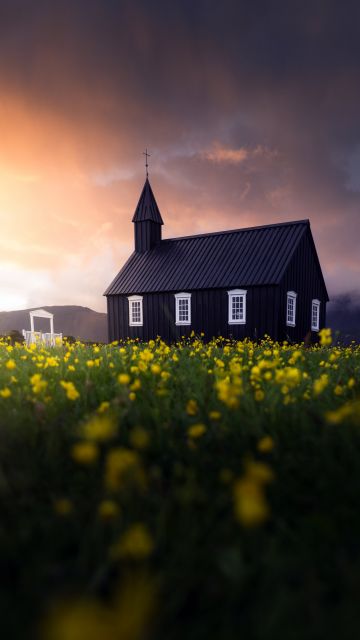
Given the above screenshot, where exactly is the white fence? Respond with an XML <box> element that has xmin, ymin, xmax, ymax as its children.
<box><xmin>22</xmin><ymin>330</ymin><xmax>63</xmax><ymax>347</ymax></box>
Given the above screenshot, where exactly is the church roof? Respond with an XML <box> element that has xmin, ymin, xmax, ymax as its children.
<box><xmin>104</xmin><ymin>219</ymin><xmax>325</xmax><ymax>296</ymax></box>
<box><xmin>132</xmin><ymin>178</ymin><xmax>164</xmax><ymax>225</ymax></box>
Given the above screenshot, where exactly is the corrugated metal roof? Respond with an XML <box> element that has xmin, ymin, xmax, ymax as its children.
<box><xmin>105</xmin><ymin>220</ymin><xmax>311</xmax><ymax>295</ymax></box>
<box><xmin>132</xmin><ymin>178</ymin><xmax>164</xmax><ymax>224</ymax></box>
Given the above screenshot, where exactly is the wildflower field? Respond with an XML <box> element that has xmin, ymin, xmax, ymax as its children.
<box><xmin>1</xmin><ymin>332</ymin><xmax>360</xmax><ymax>640</ymax></box>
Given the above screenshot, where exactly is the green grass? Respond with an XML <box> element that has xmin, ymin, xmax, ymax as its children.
<box><xmin>0</xmin><ymin>335</ymin><xmax>360</xmax><ymax>640</ymax></box>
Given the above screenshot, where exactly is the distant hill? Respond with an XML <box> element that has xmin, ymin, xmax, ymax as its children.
<box><xmin>0</xmin><ymin>296</ymin><xmax>358</xmax><ymax>344</ymax></box>
<box><xmin>0</xmin><ymin>306</ymin><xmax>107</xmax><ymax>343</ymax></box>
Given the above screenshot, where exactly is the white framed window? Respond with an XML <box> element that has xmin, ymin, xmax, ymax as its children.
<box><xmin>128</xmin><ymin>295</ymin><xmax>143</xmax><ymax>326</ymax></box>
<box><xmin>228</xmin><ymin>289</ymin><xmax>247</xmax><ymax>324</ymax></box>
<box><xmin>311</xmin><ymin>299</ymin><xmax>320</xmax><ymax>331</ymax></box>
<box><xmin>286</xmin><ymin>291</ymin><xmax>297</xmax><ymax>327</ymax></box>
<box><xmin>175</xmin><ymin>292</ymin><xmax>191</xmax><ymax>325</ymax></box>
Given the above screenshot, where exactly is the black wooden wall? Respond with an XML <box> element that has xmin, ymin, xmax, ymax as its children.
<box><xmin>279</xmin><ymin>230</ymin><xmax>327</xmax><ymax>342</ymax></box>
<box><xmin>107</xmin><ymin>285</ymin><xmax>280</xmax><ymax>343</ymax></box>
<box><xmin>134</xmin><ymin>220</ymin><xmax>161</xmax><ymax>253</ymax></box>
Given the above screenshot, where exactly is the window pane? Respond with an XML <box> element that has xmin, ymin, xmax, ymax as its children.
<box><xmin>131</xmin><ymin>300</ymin><xmax>141</xmax><ymax>323</ymax></box>
<box><xmin>312</xmin><ymin>303</ymin><xmax>319</xmax><ymax>329</ymax></box>
<box><xmin>231</xmin><ymin>295</ymin><xmax>244</xmax><ymax>321</ymax></box>
<box><xmin>287</xmin><ymin>296</ymin><xmax>295</xmax><ymax>324</ymax></box>
<box><xmin>177</xmin><ymin>298</ymin><xmax>189</xmax><ymax>322</ymax></box>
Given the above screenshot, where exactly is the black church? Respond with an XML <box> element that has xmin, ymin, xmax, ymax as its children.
<box><xmin>104</xmin><ymin>178</ymin><xmax>328</xmax><ymax>343</ymax></box>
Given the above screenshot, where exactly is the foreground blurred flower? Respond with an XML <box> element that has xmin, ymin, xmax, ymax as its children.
<box><xmin>118</xmin><ymin>373</ymin><xmax>131</xmax><ymax>385</ymax></box>
<box><xmin>60</xmin><ymin>380</ymin><xmax>80</xmax><ymax>401</ymax></box>
<box><xmin>97</xmin><ymin>401</ymin><xmax>110</xmax><ymax>413</ymax></box>
<box><xmin>82</xmin><ymin>414</ymin><xmax>116</xmax><ymax>442</ymax></box>
<box><xmin>325</xmin><ymin>399</ymin><xmax>360</xmax><ymax>426</ymax></box>
<box><xmin>319</xmin><ymin>327</ymin><xmax>332</xmax><ymax>347</ymax></box>
<box><xmin>31</xmin><ymin>373</ymin><xmax>48</xmax><ymax>395</ymax></box>
<box><xmin>257</xmin><ymin>436</ymin><xmax>275</xmax><ymax>453</ymax></box>
<box><xmin>187</xmin><ymin>423</ymin><xmax>206</xmax><ymax>439</ymax></box>
<box><xmin>313</xmin><ymin>374</ymin><xmax>329</xmax><ymax>396</ymax></box>
<box><xmin>186</xmin><ymin>399</ymin><xmax>198</xmax><ymax>416</ymax></box>
<box><xmin>234</xmin><ymin>478</ymin><xmax>270</xmax><ymax>527</ymax></box>
<box><xmin>111</xmin><ymin>524</ymin><xmax>154</xmax><ymax>560</ymax></box>
<box><xmin>71</xmin><ymin>442</ymin><xmax>99</xmax><ymax>465</ymax></box>
<box><xmin>105</xmin><ymin>448</ymin><xmax>145</xmax><ymax>491</ymax></box>
<box><xmin>98</xmin><ymin>500</ymin><xmax>120</xmax><ymax>521</ymax></box>
<box><xmin>43</xmin><ymin>573</ymin><xmax>156</xmax><ymax>640</ymax></box>
<box><xmin>234</xmin><ymin>460</ymin><xmax>274</xmax><ymax>527</ymax></box>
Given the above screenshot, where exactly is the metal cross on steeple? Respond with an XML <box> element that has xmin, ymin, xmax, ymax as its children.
<box><xmin>143</xmin><ymin>148</ymin><xmax>150</xmax><ymax>178</ymax></box>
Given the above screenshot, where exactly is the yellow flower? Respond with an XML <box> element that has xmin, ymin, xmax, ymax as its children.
<box><xmin>83</xmin><ymin>414</ymin><xmax>116</xmax><ymax>442</ymax></box>
<box><xmin>188</xmin><ymin>423</ymin><xmax>206</xmax><ymax>439</ymax></box>
<box><xmin>130</xmin><ymin>379</ymin><xmax>141</xmax><ymax>391</ymax></box>
<box><xmin>86</xmin><ymin>360</ymin><xmax>95</xmax><ymax>367</ymax></box>
<box><xmin>275</xmin><ymin>366</ymin><xmax>301</xmax><ymax>389</ymax></box>
<box><xmin>215</xmin><ymin>376</ymin><xmax>242</xmax><ymax>409</ymax></box>
<box><xmin>139</xmin><ymin>349</ymin><xmax>154</xmax><ymax>362</ymax></box>
<box><xmin>42</xmin><ymin>574</ymin><xmax>156</xmax><ymax>640</ymax></box>
<box><xmin>313</xmin><ymin>373</ymin><xmax>329</xmax><ymax>396</ymax></box>
<box><xmin>98</xmin><ymin>500</ymin><xmax>120</xmax><ymax>521</ymax></box>
<box><xmin>5</xmin><ymin>359</ymin><xmax>16</xmax><ymax>370</ymax></box>
<box><xmin>105</xmin><ymin>447</ymin><xmax>145</xmax><ymax>491</ymax></box>
<box><xmin>254</xmin><ymin>389</ymin><xmax>265</xmax><ymax>402</ymax></box>
<box><xmin>97</xmin><ymin>401</ymin><xmax>110</xmax><ymax>413</ymax></box>
<box><xmin>234</xmin><ymin>479</ymin><xmax>269</xmax><ymax>527</ymax></box>
<box><xmin>325</xmin><ymin>400</ymin><xmax>360</xmax><ymax>426</ymax></box>
<box><xmin>186</xmin><ymin>399</ymin><xmax>198</xmax><ymax>416</ymax></box>
<box><xmin>71</xmin><ymin>442</ymin><xmax>99</xmax><ymax>465</ymax></box>
<box><xmin>209</xmin><ymin>410</ymin><xmax>221</xmax><ymax>420</ymax></box>
<box><xmin>319</xmin><ymin>327</ymin><xmax>332</xmax><ymax>346</ymax></box>
<box><xmin>150</xmin><ymin>363</ymin><xmax>161</xmax><ymax>375</ymax></box>
<box><xmin>30</xmin><ymin>373</ymin><xmax>47</xmax><ymax>394</ymax></box>
<box><xmin>118</xmin><ymin>373</ymin><xmax>131</xmax><ymax>385</ymax></box>
<box><xmin>245</xmin><ymin>461</ymin><xmax>274</xmax><ymax>484</ymax></box>
<box><xmin>257</xmin><ymin>436</ymin><xmax>275</xmax><ymax>453</ymax></box>
<box><xmin>45</xmin><ymin>356</ymin><xmax>59</xmax><ymax>368</ymax></box>
<box><xmin>60</xmin><ymin>380</ymin><xmax>80</xmax><ymax>401</ymax></box>
<box><xmin>0</xmin><ymin>387</ymin><xmax>11</xmax><ymax>398</ymax></box>
<box><xmin>111</xmin><ymin>523</ymin><xmax>154</xmax><ymax>560</ymax></box>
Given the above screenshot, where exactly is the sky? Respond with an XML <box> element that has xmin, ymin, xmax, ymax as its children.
<box><xmin>0</xmin><ymin>0</ymin><xmax>360</xmax><ymax>313</ymax></box>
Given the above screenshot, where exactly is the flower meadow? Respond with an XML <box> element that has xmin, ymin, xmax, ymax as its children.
<box><xmin>1</xmin><ymin>332</ymin><xmax>360</xmax><ymax>640</ymax></box>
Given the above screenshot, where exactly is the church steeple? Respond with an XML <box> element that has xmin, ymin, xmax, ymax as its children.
<box><xmin>132</xmin><ymin>178</ymin><xmax>164</xmax><ymax>253</ymax></box>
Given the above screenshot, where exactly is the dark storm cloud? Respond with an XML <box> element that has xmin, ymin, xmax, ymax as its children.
<box><xmin>0</xmin><ymin>0</ymin><xmax>360</xmax><ymax>297</ymax></box>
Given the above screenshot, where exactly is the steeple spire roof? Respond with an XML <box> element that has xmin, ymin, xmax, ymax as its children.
<box><xmin>132</xmin><ymin>178</ymin><xmax>164</xmax><ymax>225</ymax></box>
